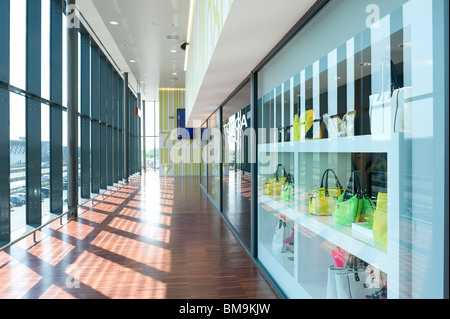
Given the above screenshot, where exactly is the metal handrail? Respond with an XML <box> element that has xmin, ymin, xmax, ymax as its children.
<box><xmin>0</xmin><ymin>174</ymin><xmax>140</xmax><ymax>253</ymax></box>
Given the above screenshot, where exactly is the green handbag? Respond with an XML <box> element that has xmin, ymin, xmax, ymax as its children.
<box><xmin>281</xmin><ymin>174</ymin><xmax>295</xmax><ymax>201</ymax></box>
<box><xmin>333</xmin><ymin>171</ymin><xmax>374</xmax><ymax>226</ymax></box>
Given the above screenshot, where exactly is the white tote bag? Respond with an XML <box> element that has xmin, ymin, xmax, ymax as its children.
<box><xmin>369</xmin><ymin>91</ymin><xmax>393</xmax><ymax>135</ymax></box>
<box><xmin>334</xmin><ymin>267</ymin><xmax>381</xmax><ymax>299</ymax></box>
<box><xmin>272</xmin><ymin>220</ymin><xmax>286</xmax><ymax>253</ymax></box>
<box><xmin>327</xmin><ymin>266</ymin><xmax>348</xmax><ymax>299</ymax></box>
<box><xmin>392</xmin><ymin>86</ymin><xmax>412</xmax><ymax>133</ymax></box>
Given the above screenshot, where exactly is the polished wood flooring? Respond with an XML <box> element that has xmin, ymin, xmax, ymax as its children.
<box><xmin>0</xmin><ymin>172</ymin><xmax>278</xmax><ymax>299</ymax></box>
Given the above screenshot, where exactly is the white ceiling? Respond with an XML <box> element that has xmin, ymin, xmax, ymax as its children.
<box><xmin>78</xmin><ymin>0</ymin><xmax>190</xmax><ymax>102</ymax></box>
<box><xmin>78</xmin><ymin>0</ymin><xmax>317</xmax><ymax>119</ymax></box>
<box><xmin>186</xmin><ymin>0</ymin><xmax>317</xmax><ymax>126</ymax></box>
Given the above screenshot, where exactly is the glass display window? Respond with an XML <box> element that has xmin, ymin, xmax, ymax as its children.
<box><xmin>256</xmin><ymin>0</ymin><xmax>447</xmax><ymax>299</ymax></box>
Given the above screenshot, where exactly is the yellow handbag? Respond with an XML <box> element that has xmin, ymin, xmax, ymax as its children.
<box><xmin>265</xmin><ymin>164</ymin><xmax>287</xmax><ymax>196</ymax></box>
<box><xmin>373</xmin><ymin>192</ymin><xmax>388</xmax><ymax>248</ymax></box>
<box><xmin>305</xmin><ymin>109</ymin><xmax>323</xmax><ymax>140</ymax></box>
<box><xmin>293</xmin><ymin>114</ymin><xmax>300</xmax><ymax>141</ymax></box>
<box><xmin>309</xmin><ymin>169</ymin><xmax>344</xmax><ymax>216</ymax></box>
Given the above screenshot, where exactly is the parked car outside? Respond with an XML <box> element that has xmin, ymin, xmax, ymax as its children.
<box><xmin>10</xmin><ymin>195</ymin><xmax>23</xmax><ymax>207</ymax></box>
<box><xmin>42</xmin><ymin>187</ymin><xmax>50</xmax><ymax>198</ymax></box>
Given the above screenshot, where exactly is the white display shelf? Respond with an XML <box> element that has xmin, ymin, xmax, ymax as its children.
<box><xmin>258</xmin><ymin>133</ymin><xmax>405</xmax><ymax>299</ymax></box>
<box><xmin>258</xmin><ymin>134</ymin><xmax>393</xmax><ymax>154</ymax></box>
<box><xmin>259</xmin><ymin>194</ymin><xmax>389</xmax><ymax>272</ymax></box>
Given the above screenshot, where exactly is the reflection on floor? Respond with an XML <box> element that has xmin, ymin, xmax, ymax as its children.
<box><xmin>0</xmin><ymin>172</ymin><xmax>277</xmax><ymax>299</ymax></box>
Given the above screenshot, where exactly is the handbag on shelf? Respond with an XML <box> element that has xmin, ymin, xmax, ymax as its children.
<box><xmin>323</xmin><ymin>110</ymin><xmax>357</xmax><ymax>139</ymax></box>
<box><xmin>333</xmin><ymin>171</ymin><xmax>375</xmax><ymax>226</ymax></box>
<box><xmin>327</xmin><ymin>266</ymin><xmax>349</xmax><ymax>299</ymax></box>
<box><xmin>272</xmin><ymin>219</ymin><xmax>287</xmax><ymax>253</ymax></box>
<box><xmin>284</xmin><ymin>125</ymin><xmax>292</xmax><ymax>142</ymax></box>
<box><xmin>305</xmin><ymin>109</ymin><xmax>323</xmax><ymax>140</ymax></box>
<box><xmin>342</xmin><ymin>110</ymin><xmax>356</xmax><ymax>137</ymax></box>
<box><xmin>373</xmin><ymin>192</ymin><xmax>388</xmax><ymax>247</ymax></box>
<box><xmin>333</xmin><ymin>255</ymin><xmax>382</xmax><ymax>299</ymax></box>
<box><xmin>293</xmin><ymin>114</ymin><xmax>301</xmax><ymax>141</ymax></box>
<box><xmin>309</xmin><ymin>169</ymin><xmax>344</xmax><ymax>216</ymax></box>
<box><xmin>265</xmin><ymin>164</ymin><xmax>287</xmax><ymax>196</ymax></box>
<box><xmin>281</xmin><ymin>173</ymin><xmax>295</xmax><ymax>201</ymax></box>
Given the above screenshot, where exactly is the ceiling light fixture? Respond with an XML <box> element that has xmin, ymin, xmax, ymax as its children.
<box><xmin>184</xmin><ymin>0</ymin><xmax>196</xmax><ymax>72</ymax></box>
<box><xmin>170</xmin><ymin>50</ymin><xmax>177</xmax><ymax>53</ymax></box>
<box><xmin>110</xmin><ymin>21</ymin><xmax>119</xmax><ymax>25</ymax></box>
<box><xmin>129</xmin><ymin>59</ymin><xmax>136</xmax><ymax>63</ymax></box>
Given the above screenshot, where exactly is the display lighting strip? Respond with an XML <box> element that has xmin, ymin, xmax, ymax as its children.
<box><xmin>184</xmin><ymin>0</ymin><xmax>196</xmax><ymax>71</ymax></box>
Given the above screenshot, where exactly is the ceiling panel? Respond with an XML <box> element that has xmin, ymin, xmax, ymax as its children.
<box><xmin>86</xmin><ymin>0</ymin><xmax>190</xmax><ymax>102</ymax></box>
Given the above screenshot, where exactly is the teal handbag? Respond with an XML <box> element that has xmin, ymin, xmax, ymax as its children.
<box><xmin>333</xmin><ymin>171</ymin><xmax>374</xmax><ymax>226</ymax></box>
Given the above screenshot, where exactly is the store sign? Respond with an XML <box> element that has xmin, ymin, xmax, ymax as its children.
<box><xmin>135</xmin><ymin>107</ymin><xmax>142</xmax><ymax>118</ymax></box>
<box><xmin>224</xmin><ymin>114</ymin><xmax>248</xmax><ymax>144</ymax></box>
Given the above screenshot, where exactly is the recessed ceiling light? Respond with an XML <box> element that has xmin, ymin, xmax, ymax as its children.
<box><xmin>110</xmin><ymin>21</ymin><xmax>119</xmax><ymax>25</ymax></box>
<box><xmin>170</xmin><ymin>50</ymin><xmax>177</xmax><ymax>53</ymax></box>
<box><xmin>129</xmin><ymin>60</ymin><xmax>136</xmax><ymax>63</ymax></box>
<box><xmin>172</xmin><ymin>72</ymin><xmax>177</xmax><ymax>76</ymax></box>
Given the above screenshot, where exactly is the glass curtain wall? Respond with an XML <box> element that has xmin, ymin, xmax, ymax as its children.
<box><xmin>256</xmin><ymin>0</ymin><xmax>447</xmax><ymax>299</ymax></box>
<box><xmin>144</xmin><ymin>101</ymin><xmax>160</xmax><ymax>170</ymax></box>
<box><xmin>222</xmin><ymin>81</ymin><xmax>252</xmax><ymax>248</ymax></box>
<box><xmin>207</xmin><ymin>110</ymin><xmax>221</xmax><ymax>208</ymax></box>
<box><xmin>201</xmin><ymin>121</ymin><xmax>208</xmax><ymax>190</ymax></box>
<box><xmin>0</xmin><ymin>0</ymin><xmax>135</xmax><ymax>249</ymax></box>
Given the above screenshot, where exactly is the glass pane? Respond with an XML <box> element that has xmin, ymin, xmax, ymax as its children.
<box><xmin>222</xmin><ymin>81</ymin><xmax>252</xmax><ymax>249</ymax></box>
<box><xmin>10</xmin><ymin>0</ymin><xmax>26</xmax><ymax>90</ymax></box>
<box><xmin>42</xmin><ymin>104</ymin><xmax>50</xmax><ymax>218</ymax></box>
<box><xmin>10</xmin><ymin>93</ymin><xmax>26</xmax><ymax>233</ymax></box>
<box><xmin>41</xmin><ymin>0</ymin><xmax>50</xmax><ymax>100</ymax></box>
<box><xmin>62</xmin><ymin>11</ymin><xmax>68</xmax><ymax>108</ymax></box>
<box><xmin>207</xmin><ymin>110</ymin><xmax>220</xmax><ymax>207</ymax></box>
<box><xmin>257</xmin><ymin>0</ymin><xmax>446</xmax><ymax>299</ymax></box>
<box><xmin>63</xmin><ymin>110</ymin><xmax>68</xmax><ymax>211</ymax></box>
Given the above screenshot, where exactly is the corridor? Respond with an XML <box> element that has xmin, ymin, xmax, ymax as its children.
<box><xmin>0</xmin><ymin>172</ymin><xmax>278</xmax><ymax>299</ymax></box>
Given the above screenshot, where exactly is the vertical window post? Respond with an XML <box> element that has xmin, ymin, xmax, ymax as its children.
<box><xmin>50</xmin><ymin>0</ymin><xmax>63</xmax><ymax>215</ymax></box>
<box><xmin>26</xmin><ymin>0</ymin><xmax>42</xmax><ymax>227</ymax></box>
<box><xmin>66</xmin><ymin>0</ymin><xmax>78</xmax><ymax>220</ymax></box>
<box><xmin>124</xmin><ymin>72</ymin><xmax>129</xmax><ymax>183</ymax></box>
<box><xmin>0</xmin><ymin>0</ymin><xmax>11</xmax><ymax>244</ymax></box>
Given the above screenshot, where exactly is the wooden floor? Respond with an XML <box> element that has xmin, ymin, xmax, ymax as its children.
<box><xmin>0</xmin><ymin>172</ymin><xmax>278</xmax><ymax>299</ymax></box>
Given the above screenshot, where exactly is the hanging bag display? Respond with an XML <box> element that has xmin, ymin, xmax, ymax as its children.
<box><xmin>373</xmin><ymin>192</ymin><xmax>388</xmax><ymax>247</ymax></box>
<box><xmin>309</xmin><ymin>169</ymin><xmax>344</xmax><ymax>216</ymax></box>
<box><xmin>369</xmin><ymin>59</ymin><xmax>411</xmax><ymax>135</ymax></box>
<box><xmin>265</xmin><ymin>164</ymin><xmax>287</xmax><ymax>196</ymax></box>
<box><xmin>281</xmin><ymin>173</ymin><xmax>295</xmax><ymax>201</ymax></box>
<box><xmin>333</xmin><ymin>171</ymin><xmax>375</xmax><ymax>226</ymax></box>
